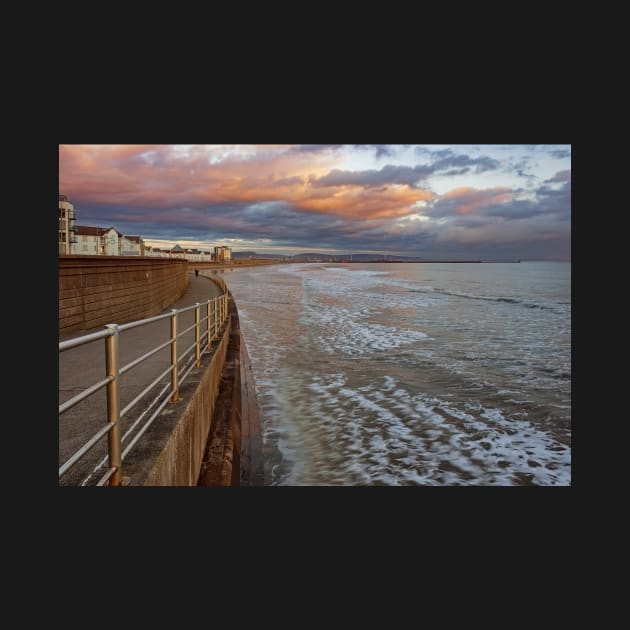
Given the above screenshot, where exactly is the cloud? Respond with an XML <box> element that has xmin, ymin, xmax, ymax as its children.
<box><xmin>432</xmin><ymin>154</ymin><xmax>500</xmax><ymax>173</ymax></box>
<box><xmin>355</xmin><ymin>144</ymin><xmax>412</xmax><ymax>158</ymax></box>
<box><xmin>545</xmin><ymin>169</ymin><xmax>571</xmax><ymax>183</ymax></box>
<box><xmin>423</xmin><ymin>181</ymin><xmax>570</xmax><ymax>226</ymax></box>
<box><xmin>310</xmin><ymin>164</ymin><xmax>434</xmax><ymax>188</ymax></box>
<box><xmin>60</xmin><ymin>144</ymin><xmax>571</xmax><ymax>259</ymax></box>
<box><xmin>270</xmin><ymin>176</ymin><xmax>305</xmax><ymax>187</ymax></box>
<box><xmin>549</xmin><ymin>149</ymin><xmax>571</xmax><ymax>159</ymax></box>
<box><xmin>427</xmin><ymin>187</ymin><xmax>515</xmax><ymax>216</ymax></box>
<box><xmin>61</xmin><ymin>144</ymin><xmax>434</xmax><ymax>221</ymax></box>
<box><xmin>483</xmin><ymin>201</ymin><xmax>548</xmax><ymax>220</ymax></box>
<box><xmin>288</xmin><ymin>145</ymin><xmax>345</xmax><ymax>154</ymax></box>
<box><xmin>311</xmin><ymin>154</ymin><xmax>499</xmax><ymax>189</ymax></box>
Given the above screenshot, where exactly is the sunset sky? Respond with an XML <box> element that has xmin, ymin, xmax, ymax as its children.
<box><xmin>59</xmin><ymin>144</ymin><xmax>571</xmax><ymax>259</ymax></box>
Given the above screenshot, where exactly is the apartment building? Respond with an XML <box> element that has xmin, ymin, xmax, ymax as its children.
<box><xmin>214</xmin><ymin>246</ymin><xmax>232</xmax><ymax>262</ymax></box>
<box><xmin>59</xmin><ymin>195</ymin><xmax>77</xmax><ymax>254</ymax></box>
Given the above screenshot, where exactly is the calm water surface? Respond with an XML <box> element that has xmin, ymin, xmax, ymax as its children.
<box><xmin>217</xmin><ymin>262</ymin><xmax>571</xmax><ymax>486</ymax></box>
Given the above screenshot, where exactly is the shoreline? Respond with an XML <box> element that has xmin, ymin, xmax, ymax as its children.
<box><xmin>188</xmin><ymin>259</ymin><xmax>524</xmax><ymax>269</ymax></box>
<box><xmin>188</xmin><ymin>260</ymin><xmax>289</xmax><ymax>270</ymax></box>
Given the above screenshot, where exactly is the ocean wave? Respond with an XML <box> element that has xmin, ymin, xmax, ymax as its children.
<box><xmin>225</xmin><ymin>262</ymin><xmax>571</xmax><ymax>486</ymax></box>
<box><xmin>277</xmin><ymin>372</ymin><xmax>571</xmax><ymax>485</ymax></box>
<box><xmin>403</xmin><ymin>286</ymin><xmax>560</xmax><ymax>312</ymax></box>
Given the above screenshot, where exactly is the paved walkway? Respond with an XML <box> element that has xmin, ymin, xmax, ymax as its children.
<box><xmin>59</xmin><ymin>272</ymin><xmax>224</xmax><ymax>485</ymax></box>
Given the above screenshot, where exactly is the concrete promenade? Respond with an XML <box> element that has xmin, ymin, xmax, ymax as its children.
<box><xmin>59</xmin><ymin>272</ymin><xmax>225</xmax><ymax>485</ymax></box>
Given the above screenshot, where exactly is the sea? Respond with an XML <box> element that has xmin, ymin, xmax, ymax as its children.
<box><xmin>216</xmin><ymin>261</ymin><xmax>571</xmax><ymax>486</ymax></box>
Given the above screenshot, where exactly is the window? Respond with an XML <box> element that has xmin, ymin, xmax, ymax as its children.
<box><xmin>83</xmin><ymin>244</ymin><xmax>88</xmax><ymax>252</ymax></box>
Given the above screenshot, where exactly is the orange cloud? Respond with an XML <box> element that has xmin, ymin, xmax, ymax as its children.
<box><xmin>59</xmin><ymin>145</ymin><xmax>433</xmax><ymax>221</ymax></box>
<box><xmin>297</xmin><ymin>185</ymin><xmax>433</xmax><ymax>219</ymax></box>
<box><xmin>441</xmin><ymin>186</ymin><xmax>514</xmax><ymax>214</ymax></box>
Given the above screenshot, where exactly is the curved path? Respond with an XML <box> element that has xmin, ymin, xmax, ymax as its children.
<box><xmin>59</xmin><ymin>272</ymin><xmax>224</xmax><ymax>485</ymax></box>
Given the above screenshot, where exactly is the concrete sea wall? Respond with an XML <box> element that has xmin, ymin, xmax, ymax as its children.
<box><xmin>125</xmin><ymin>320</ymin><xmax>232</xmax><ymax>486</ymax></box>
<box><xmin>59</xmin><ymin>256</ymin><xmax>189</xmax><ymax>336</ymax></box>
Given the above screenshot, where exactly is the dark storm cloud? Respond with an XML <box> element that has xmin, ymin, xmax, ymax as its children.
<box><xmin>483</xmin><ymin>200</ymin><xmax>553</xmax><ymax>220</ymax></box>
<box><xmin>441</xmin><ymin>168</ymin><xmax>470</xmax><ymax>177</ymax></box>
<box><xmin>425</xmin><ymin>180</ymin><xmax>571</xmax><ymax>224</ymax></box>
<box><xmin>545</xmin><ymin>169</ymin><xmax>571</xmax><ymax>183</ymax></box>
<box><xmin>289</xmin><ymin>145</ymin><xmax>345</xmax><ymax>154</ymax></box>
<box><xmin>85</xmin><ymin>200</ymin><xmax>361</xmax><ymax>248</ymax></box>
<box><xmin>76</xmin><ymin>190</ymin><xmax>570</xmax><ymax>259</ymax></box>
<box><xmin>432</xmin><ymin>154</ymin><xmax>500</xmax><ymax>173</ymax></box>
<box><xmin>75</xmin><ymin>202</ymin><xmax>255</xmax><ymax>241</ymax></box>
<box><xmin>529</xmin><ymin>182</ymin><xmax>571</xmax><ymax>220</ymax></box>
<box><xmin>311</xmin><ymin>164</ymin><xmax>435</xmax><ymax>188</ymax></box>
<box><xmin>311</xmin><ymin>154</ymin><xmax>500</xmax><ymax>189</ymax></box>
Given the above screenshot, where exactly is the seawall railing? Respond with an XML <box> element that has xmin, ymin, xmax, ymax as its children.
<box><xmin>59</xmin><ymin>288</ymin><xmax>229</xmax><ymax>486</ymax></box>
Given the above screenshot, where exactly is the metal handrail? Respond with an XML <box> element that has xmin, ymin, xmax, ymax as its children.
<box><xmin>58</xmin><ymin>422</ymin><xmax>116</xmax><ymax>477</ymax></box>
<box><xmin>120</xmin><ymin>338</ymin><xmax>173</xmax><ymax>376</ymax></box>
<box><xmin>59</xmin><ymin>286</ymin><xmax>230</xmax><ymax>486</ymax></box>
<box><xmin>59</xmin><ymin>376</ymin><xmax>114</xmax><ymax>414</ymax></box>
<box><xmin>120</xmin><ymin>364</ymin><xmax>173</xmax><ymax>418</ymax></box>
<box><xmin>59</xmin><ymin>328</ymin><xmax>113</xmax><ymax>352</ymax></box>
<box><xmin>118</xmin><ymin>310</ymin><xmax>173</xmax><ymax>332</ymax></box>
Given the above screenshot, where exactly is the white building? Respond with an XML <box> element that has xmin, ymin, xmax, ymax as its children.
<box><xmin>74</xmin><ymin>226</ymin><xmax>123</xmax><ymax>255</ymax></box>
<box><xmin>170</xmin><ymin>244</ymin><xmax>187</xmax><ymax>259</ymax></box>
<box><xmin>59</xmin><ymin>195</ymin><xmax>77</xmax><ymax>254</ymax></box>
<box><xmin>187</xmin><ymin>248</ymin><xmax>214</xmax><ymax>263</ymax></box>
<box><xmin>59</xmin><ymin>193</ymin><xmax>145</xmax><ymax>256</ymax></box>
<box><xmin>121</xmin><ymin>234</ymin><xmax>145</xmax><ymax>256</ymax></box>
<box><xmin>102</xmin><ymin>227</ymin><xmax>122</xmax><ymax>256</ymax></box>
<box><xmin>74</xmin><ymin>226</ymin><xmax>101</xmax><ymax>255</ymax></box>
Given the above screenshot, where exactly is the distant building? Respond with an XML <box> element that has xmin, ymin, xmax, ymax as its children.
<box><xmin>74</xmin><ymin>226</ymin><xmax>123</xmax><ymax>255</ymax></box>
<box><xmin>74</xmin><ymin>226</ymin><xmax>102</xmax><ymax>255</ymax></box>
<box><xmin>170</xmin><ymin>243</ymin><xmax>186</xmax><ymax>259</ymax></box>
<box><xmin>59</xmin><ymin>195</ymin><xmax>77</xmax><ymax>254</ymax></box>
<box><xmin>214</xmin><ymin>246</ymin><xmax>232</xmax><ymax>262</ymax></box>
<box><xmin>101</xmin><ymin>227</ymin><xmax>122</xmax><ymax>256</ymax></box>
<box><xmin>121</xmin><ymin>234</ymin><xmax>145</xmax><ymax>256</ymax></box>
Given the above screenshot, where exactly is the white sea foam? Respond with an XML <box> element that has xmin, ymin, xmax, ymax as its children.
<box><xmin>308</xmin><ymin>302</ymin><xmax>429</xmax><ymax>357</ymax></box>
<box><xmin>280</xmin><ymin>372</ymin><xmax>571</xmax><ymax>485</ymax></box>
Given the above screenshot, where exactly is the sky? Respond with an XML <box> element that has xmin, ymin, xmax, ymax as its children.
<box><xmin>59</xmin><ymin>144</ymin><xmax>571</xmax><ymax>259</ymax></box>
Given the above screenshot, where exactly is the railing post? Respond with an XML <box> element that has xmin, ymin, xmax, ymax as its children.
<box><xmin>206</xmin><ymin>300</ymin><xmax>212</xmax><ymax>350</ymax></box>
<box><xmin>170</xmin><ymin>309</ymin><xmax>179</xmax><ymax>402</ymax></box>
<box><xmin>195</xmin><ymin>302</ymin><xmax>201</xmax><ymax>368</ymax></box>
<box><xmin>104</xmin><ymin>324</ymin><xmax>122</xmax><ymax>487</ymax></box>
<box><xmin>214</xmin><ymin>297</ymin><xmax>218</xmax><ymax>339</ymax></box>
